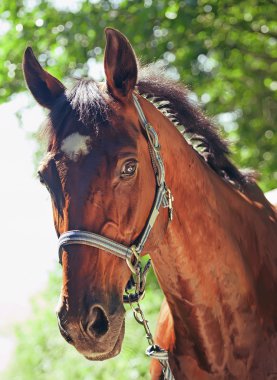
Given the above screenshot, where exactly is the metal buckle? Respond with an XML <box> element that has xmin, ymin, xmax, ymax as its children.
<box><xmin>146</xmin><ymin>344</ymin><xmax>169</xmax><ymax>360</ymax></box>
<box><xmin>123</xmin><ymin>258</ymin><xmax>151</xmax><ymax>304</ymax></box>
<box><xmin>166</xmin><ymin>188</ymin><xmax>174</xmax><ymax>221</ymax></box>
<box><xmin>126</xmin><ymin>245</ymin><xmax>140</xmax><ymax>274</ymax></box>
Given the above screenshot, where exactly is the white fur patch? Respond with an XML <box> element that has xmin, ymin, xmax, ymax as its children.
<box><xmin>61</xmin><ymin>133</ymin><xmax>92</xmax><ymax>161</ymax></box>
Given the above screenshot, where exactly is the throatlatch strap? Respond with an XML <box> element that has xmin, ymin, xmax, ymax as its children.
<box><xmin>132</xmin><ymin>94</ymin><xmax>166</xmax><ymax>186</ymax></box>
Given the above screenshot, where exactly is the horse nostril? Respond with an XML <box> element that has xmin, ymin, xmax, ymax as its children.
<box><xmin>87</xmin><ymin>306</ymin><xmax>109</xmax><ymax>338</ymax></box>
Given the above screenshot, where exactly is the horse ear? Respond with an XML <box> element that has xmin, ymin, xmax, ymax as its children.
<box><xmin>23</xmin><ymin>47</ymin><xmax>65</xmax><ymax>109</ymax></box>
<box><xmin>104</xmin><ymin>28</ymin><xmax>137</xmax><ymax>100</ymax></box>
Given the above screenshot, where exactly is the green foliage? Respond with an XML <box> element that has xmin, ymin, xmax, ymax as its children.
<box><xmin>0</xmin><ymin>0</ymin><xmax>276</xmax><ymax>190</ymax></box>
<box><xmin>4</xmin><ymin>266</ymin><xmax>163</xmax><ymax>380</ymax></box>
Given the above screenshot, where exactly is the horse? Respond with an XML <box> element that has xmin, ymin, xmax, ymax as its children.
<box><xmin>23</xmin><ymin>28</ymin><xmax>277</xmax><ymax>379</ymax></box>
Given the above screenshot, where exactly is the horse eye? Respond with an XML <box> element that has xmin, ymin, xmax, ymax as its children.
<box><xmin>120</xmin><ymin>160</ymin><xmax>137</xmax><ymax>178</ymax></box>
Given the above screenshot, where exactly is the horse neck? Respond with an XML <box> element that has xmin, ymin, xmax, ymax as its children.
<box><xmin>140</xmin><ymin>96</ymin><xmax>277</xmax><ymax>369</ymax></box>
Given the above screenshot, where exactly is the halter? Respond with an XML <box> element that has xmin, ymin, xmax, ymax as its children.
<box><xmin>58</xmin><ymin>94</ymin><xmax>173</xmax><ymax>272</ymax></box>
<box><xmin>58</xmin><ymin>94</ymin><xmax>175</xmax><ymax>380</ymax></box>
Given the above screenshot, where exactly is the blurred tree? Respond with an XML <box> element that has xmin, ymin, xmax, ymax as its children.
<box><xmin>0</xmin><ymin>0</ymin><xmax>276</xmax><ymax>190</ymax></box>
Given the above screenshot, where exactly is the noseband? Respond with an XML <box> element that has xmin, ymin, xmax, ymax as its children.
<box><xmin>57</xmin><ymin>94</ymin><xmax>175</xmax><ymax>380</ymax></box>
<box><xmin>58</xmin><ymin>94</ymin><xmax>173</xmax><ymax>276</ymax></box>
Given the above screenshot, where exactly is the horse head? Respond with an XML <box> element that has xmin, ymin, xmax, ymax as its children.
<box><xmin>23</xmin><ymin>28</ymin><xmax>169</xmax><ymax>360</ymax></box>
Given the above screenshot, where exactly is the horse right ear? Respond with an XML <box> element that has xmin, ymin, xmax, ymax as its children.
<box><xmin>104</xmin><ymin>28</ymin><xmax>137</xmax><ymax>101</ymax></box>
<box><xmin>23</xmin><ymin>47</ymin><xmax>65</xmax><ymax>109</ymax></box>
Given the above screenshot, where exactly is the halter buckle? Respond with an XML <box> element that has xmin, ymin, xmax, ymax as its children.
<box><xmin>166</xmin><ymin>188</ymin><xmax>174</xmax><ymax>221</ymax></box>
<box><xmin>126</xmin><ymin>245</ymin><xmax>140</xmax><ymax>274</ymax></box>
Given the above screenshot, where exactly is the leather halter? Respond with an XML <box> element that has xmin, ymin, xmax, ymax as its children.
<box><xmin>58</xmin><ymin>94</ymin><xmax>173</xmax><ymax>272</ymax></box>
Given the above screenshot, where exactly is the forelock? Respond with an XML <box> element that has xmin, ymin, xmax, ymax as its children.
<box><xmin>43</xmin><ymin>79</ymin><xmax>112</xmax><ymax>150</ymax></box>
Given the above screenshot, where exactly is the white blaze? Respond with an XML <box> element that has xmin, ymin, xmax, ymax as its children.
<box><xmin>61</xmin><ymin>132</ymin><xmax>92</xmax><ymax>161</ymax></box>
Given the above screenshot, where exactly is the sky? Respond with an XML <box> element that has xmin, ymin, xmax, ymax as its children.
<box><xmin>0</xmin><ymin>94</ymin><xmax>57</xmax><ymax>372</ymax></box>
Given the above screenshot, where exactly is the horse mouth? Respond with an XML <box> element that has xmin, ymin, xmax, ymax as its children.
<box><xmin>57</xmin><ymin>312</ymin><xmax>125</xmax><ymax>361</ymax></box>
<box><xmin>58</xmin><ymin>318</ymin><xmax>74</xmax><ymax>345</ymax></box>
<box><xmin>84</xmin><ymin>319</ymin><xmax>125</xmax><ymax>361</ymax></box>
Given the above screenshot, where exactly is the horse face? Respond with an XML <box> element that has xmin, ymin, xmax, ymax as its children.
<box><xmin>24</xmin><ymin>29</ymin><xmax>156</xmax><ymax>359</ymax></box>
<box><xmin>44</xmin><ymin>119</ymin><xmax>155</xmax><ymax>359</ymax></box>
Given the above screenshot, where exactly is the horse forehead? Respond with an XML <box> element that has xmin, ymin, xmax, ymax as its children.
<box><xmin>59</xmin><ymin>110</ymin><xmax>138</xmax><ymax>155</ymax></box>
<box><xmin>61</xmin><ymin>132</ymin><xmax>92</xmax><ymax>162</ymax></box>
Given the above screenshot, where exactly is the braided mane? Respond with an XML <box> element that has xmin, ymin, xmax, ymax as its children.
<box><xmin>137</xmin><ymin>65</ymin><xmax>251</xmax><ymax>187</ymax></box>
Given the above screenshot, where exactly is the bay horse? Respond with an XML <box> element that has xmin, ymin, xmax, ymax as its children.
<box><xmin>23</xmin><ymin>28</ymin><xmax>277</xmax><ymax>379</ymax></box>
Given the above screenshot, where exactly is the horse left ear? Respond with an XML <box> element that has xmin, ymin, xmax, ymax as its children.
<box><xmin>104</xmin><ymin>28</ymin><xmax>138</xmax><ymax>101</ymax></box>
<box><xmin>23</xmin><ymin>47</ymin><xmax>65</xmax><ymax>109</ymax></box>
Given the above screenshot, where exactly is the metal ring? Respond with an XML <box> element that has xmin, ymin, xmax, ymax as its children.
<box><xmin>133</xmin><ymin>307</ymin><xmax>145</xmax><ymax>325</ymax></box>
<box><xmin>123</xmin><ymin>290</ymin><xmax>145</xmax><ymax>304</ymax></box>
<box><xmin>126</xmin><ymin>245</ymin><xmax>140</xmax><ymax>274</ymax></box>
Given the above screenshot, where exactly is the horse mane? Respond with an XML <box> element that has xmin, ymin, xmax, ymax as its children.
<box><xmin>137</xmin><ymin>64</ymin><xmax>252</xmax><ymax>187</ymax></box>
<box><xmin>43</xmin><ymin>66</ymin><xmax>252</xmax><ymax>188</ymax></box>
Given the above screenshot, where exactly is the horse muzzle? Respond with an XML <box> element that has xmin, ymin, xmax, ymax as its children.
<box><xmin>56</xmin><ymin>302</ymin><xmax>125</xmax><ymax>360</ymax></box>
